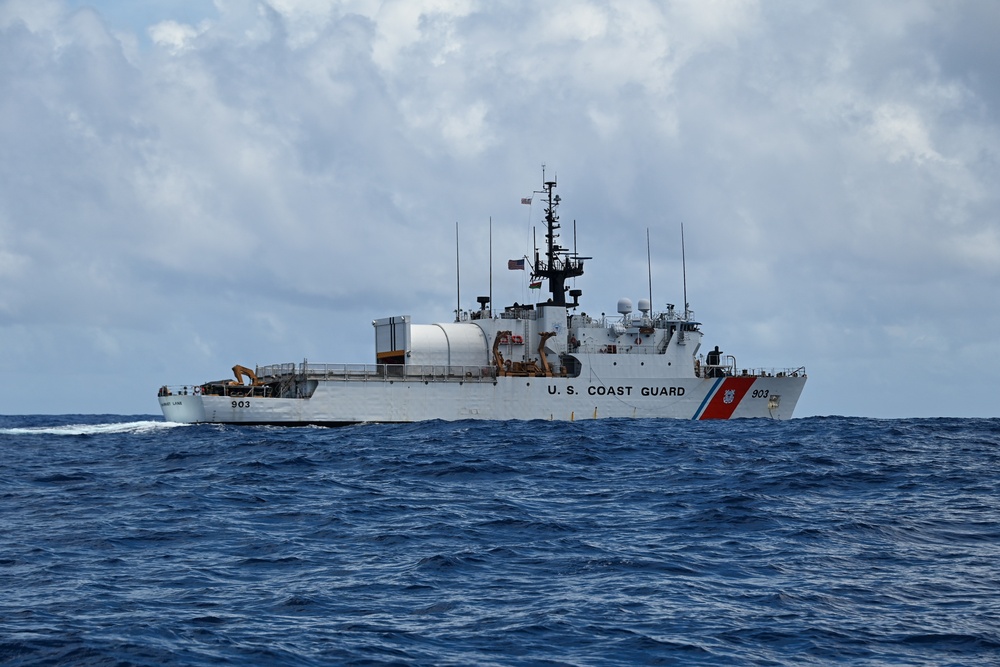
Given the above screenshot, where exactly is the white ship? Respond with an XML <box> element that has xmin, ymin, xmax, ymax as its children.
<box><xmin>158</xmin><ymin>178</ymin><xmax>806</xmax><ymax>425</ymax></box>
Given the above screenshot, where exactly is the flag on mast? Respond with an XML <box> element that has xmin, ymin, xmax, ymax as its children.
<box><xmin>508</xmin><ymin>259</ymin><xmax>525</xmax><ymax>270</ymax></box>
<box><xmin>521</xmin><ymin>197</ymin><xmax>532</xmax><ymax>205</ymax></box>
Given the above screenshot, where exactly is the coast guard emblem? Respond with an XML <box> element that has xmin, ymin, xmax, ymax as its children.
<box><xmin>723</xmin><ymin>389</ymin><xmax>736</xmax><ymax>404</ymax></box>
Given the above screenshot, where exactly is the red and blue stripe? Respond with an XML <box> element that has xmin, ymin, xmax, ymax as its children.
<box><xmin>692</xmin><ymin>377</ymin><xmax>757</xmax><ymax>420</ymax></box>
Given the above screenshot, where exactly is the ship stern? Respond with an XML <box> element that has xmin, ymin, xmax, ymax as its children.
<box><xmin>158</xmin><ymin>389</ymin><xmax>207</xmax><ymax>423</ymax></box>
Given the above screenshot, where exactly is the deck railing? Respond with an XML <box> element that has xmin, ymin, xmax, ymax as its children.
<box><xmin>732</xmin><ymin>367</ymin><xmax>808</xmax><ymax>379</ymax></box>
<box><xmin>256</xmin><ymin>363</ymin><xmax>498</xmax><ymax>383</ymax></box>
<box><xmin>159</xmin><ymin>362</ymin><xmax>806</xmax><ymax>398</ymax></box>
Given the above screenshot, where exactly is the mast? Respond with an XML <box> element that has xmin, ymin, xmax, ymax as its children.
<box><xmin>531</xmin><ymin>179</ymin><xmax>588</xmax><ymax>307</ymax></box>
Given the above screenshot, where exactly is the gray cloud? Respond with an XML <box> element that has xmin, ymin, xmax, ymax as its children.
<box><xmin>1</xmin><ymin>0</ymin><xmax>997</xmax><ymax>416</ymax></box>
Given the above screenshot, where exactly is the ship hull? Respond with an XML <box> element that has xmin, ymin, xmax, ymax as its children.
<box><xmin>159</xmin><ymin>374</ymin><xmax>806</xmax><ymax>425</ymax></box>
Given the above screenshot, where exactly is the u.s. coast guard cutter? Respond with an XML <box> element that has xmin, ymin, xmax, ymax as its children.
<box><xmin>158</xmin><ymin>178</ymin><xmax>806</xmax><ymax>424</ymax></box>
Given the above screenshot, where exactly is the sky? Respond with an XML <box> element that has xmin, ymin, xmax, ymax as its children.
<box><xmin>1</xmin><ymin>0</ymin><xmax>998</xmax><ymax>418</ymax></box>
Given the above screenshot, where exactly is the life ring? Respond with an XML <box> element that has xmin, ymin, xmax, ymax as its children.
<box><xmin>194</xmin><ymin>386</ymin><xmax>201</xmax><ymax>395</ymax></box>
<box><xmin>635</xmin><ymin>337</ymin><xmax>643</xmax><ymax>345</ymax></box>
<box><xmin>512</xmin><ymin>335</ymin><xmax>523</xmax><ymax>344</ymax></box>
<box><xmin>499</xmin><ymin>335</ymin><xmax>510</xmax><ymax>345</ymax></box>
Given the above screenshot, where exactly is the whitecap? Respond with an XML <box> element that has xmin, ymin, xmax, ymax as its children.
<box><xmin>0</xmin><ymin>420</ymin><xmax>189</xmax><ymax>436</ymax></box>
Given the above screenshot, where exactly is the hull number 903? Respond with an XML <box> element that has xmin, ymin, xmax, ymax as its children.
<box><xmin>232</xmin><ymin>400</ymin><xmax>251</xmax><ymax>409</ymax></box>
<box><xmin>751</xmin><ymin>389</ymin><xmax>769</xmax><ymax>399</ymax></box>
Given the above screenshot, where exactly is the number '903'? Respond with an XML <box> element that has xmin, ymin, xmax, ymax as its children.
<box><xmin>751</xmin><ymin>389</ymin><xmax>769</xmax><ymax>399</ymax></box>
<box><xmin>232</xmin><ymin>400</ymin><xmax>251</xmax><ymax>408</ymax></box>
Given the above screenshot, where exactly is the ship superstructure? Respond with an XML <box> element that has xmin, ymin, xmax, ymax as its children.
<box><xmin>158</xmin><ymin>178</ymin><xmax>806</xmax><ymax>424</ymax></box>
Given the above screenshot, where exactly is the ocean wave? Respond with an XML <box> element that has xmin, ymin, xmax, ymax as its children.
<box><xmin>1</xmin><ymin>416</ymin><xmax>999</xmax><ymax>666</ymax></box>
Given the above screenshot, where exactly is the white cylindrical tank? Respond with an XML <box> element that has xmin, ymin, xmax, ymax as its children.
<box><xmin>407</xmin><ymin>323</ymin><xmax>489</xmax><ymax>366</ymax></box>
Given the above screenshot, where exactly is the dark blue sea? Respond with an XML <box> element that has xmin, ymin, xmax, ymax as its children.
<box><xmin>2</xmin><ymin>416</ymin><xmax>999</xmax><ymax>666</ymax></box>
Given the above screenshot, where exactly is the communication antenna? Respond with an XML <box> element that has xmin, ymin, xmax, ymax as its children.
<box><xmin>488</xmin><ymin>216</ymin><xmax>493</xmax><ymax>317</ymax></box>
<box><xmin>646</xmin><ymin>227</ymin><xmax>653</xmax><ymax>312</ymax></box>
<box><xmin>455</xmin><ymin>221</ymin><xmax>461</xmax><ymax>322</ymax></box>
<box><xmin>681</xmin><ymin>223</ymin><xmax>689</xmax><ymax>318</ymax></box>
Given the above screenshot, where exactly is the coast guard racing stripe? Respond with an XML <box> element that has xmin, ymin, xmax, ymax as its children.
<box><xmin>696</xmin><ymin>377</ymin><xmax>757</xmax><ymax>420</ymax></box>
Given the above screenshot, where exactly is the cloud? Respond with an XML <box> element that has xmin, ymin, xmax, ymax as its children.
<box><xmin>1</xmin><ymin>0</ymin><xmax>998</xmax><ymax>416</ymax></box>
<box><xmin>148</xmin><ymin>19</ymin><xmax>202</xmax><ymax>53</ymax></box>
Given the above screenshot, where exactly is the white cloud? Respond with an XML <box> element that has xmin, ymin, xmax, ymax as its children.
<box><xmin>867</xmin><ymin>103</ymin><xmax>940</xmax><ymax>164</ymax></box>
<box><xmin>148</xmin><ymin>19</ymin><xmax>201</xmax><ymax>53</ymax></box>
<box><xmin>1</xmin><ymin>0</ymin><xmax>998</xmax><ymax>416</ymax></box>
<box><xmin>371</xmin><ymin>0</ymin><xmax>473</xmax><ymax>71</ymax></box>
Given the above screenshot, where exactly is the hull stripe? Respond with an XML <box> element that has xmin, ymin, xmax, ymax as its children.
<box><xmin>698</xmin><ymin>377</ymin><xmax>757</xmax><ymax>420</ymax></box>
<box><xmin>692</xmin><ymin>377</ymin><xmax>725</xmax><ymax>419</ymax></box>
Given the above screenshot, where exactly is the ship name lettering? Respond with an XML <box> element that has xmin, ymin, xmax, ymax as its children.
<box><xmin>588</xmin><ymin>385</ymin><xmax>633</xmax><ymax>396</ymax></box>
<box><xmin>640</xmin><ymin>386</ymin><xmax>686</xmax><ymax>397</ymax></box>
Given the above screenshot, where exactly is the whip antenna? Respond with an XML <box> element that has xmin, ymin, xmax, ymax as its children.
<box><xmin>489</xmin><ymin>216</ymin><xmax>493</xmax><ymax>317</ymax></box>
<box><xmin>647</xmin><ymin>227</ymin><xmax>653</xmax><ymax>310</ymax></box>
<box><xmin>681</xmin><ymin>223</ymin><xmax>688</xmax><ymax>318</ymax></box>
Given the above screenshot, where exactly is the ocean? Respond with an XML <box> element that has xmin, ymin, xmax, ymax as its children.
<box><xmin>1</xmin><ymin>415</ymin><xmax>998</xmax><ymax>666</ymax></box>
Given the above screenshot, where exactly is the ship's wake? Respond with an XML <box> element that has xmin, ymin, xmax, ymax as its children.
<box><xmin>0</xmin><ymin>420</ymin><xmax>189</xmax><ymax>436</ymax></box>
